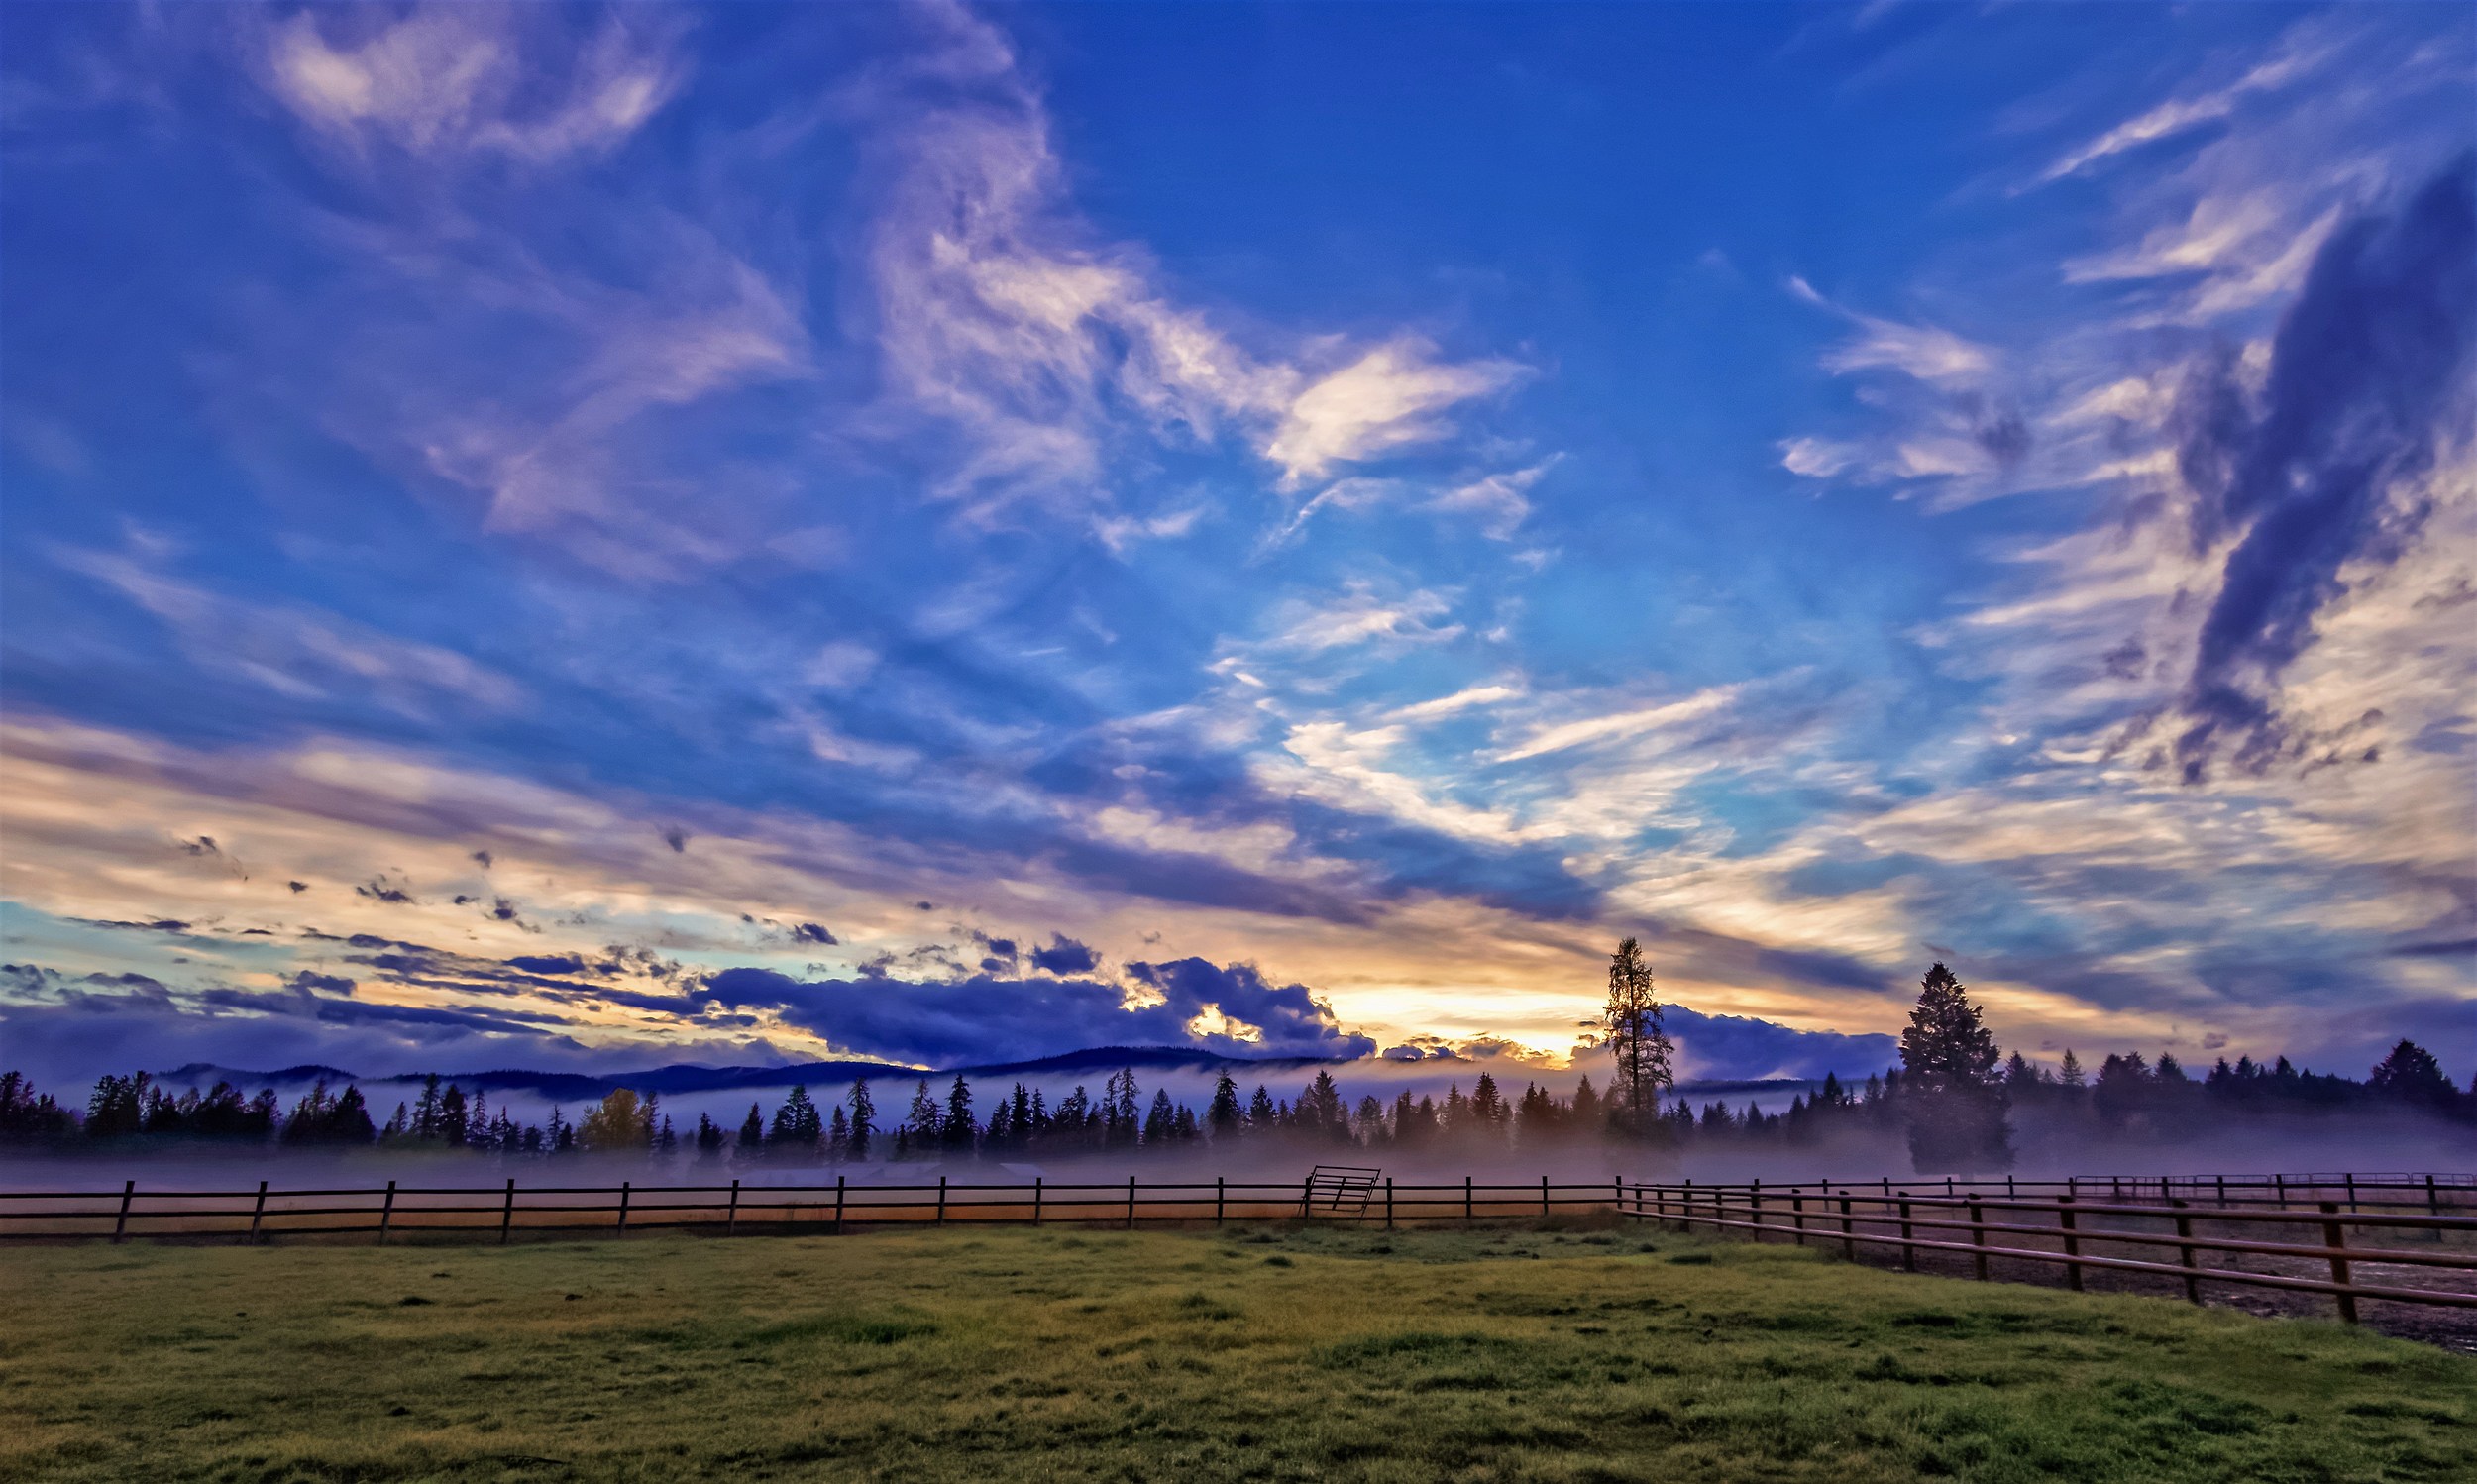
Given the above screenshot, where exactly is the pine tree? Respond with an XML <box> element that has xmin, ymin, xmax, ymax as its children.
<box><xmin>769</xmin><ymin>1085</ymin><xmax>823</xmax><ymax>1160</ymax></box>
<box><xmin>411</xmin><ymin>1075</ymin><xmax>444</xmax><ymax>1141</ymax></box>
<box><xmin>904</xmin><ymin>1079</ymin><xmax>940</xmax><ymax>1154</ymax></box>
<box><xmin>942</xmin><ymin>1076</ymin><xmax>976</xmax><ymax>1155</ymax></box>
<box><xmin>826</xmin><ymin>1106</ymin><xmax>850</xmax><ymax>1162</ymax></box>
<box><xmin>1142</xmin><ymin>1088</ymin><xmax>1175</xmax><ymax>1145</ymax></box>
<box><xmin>1353</xmin><ymin>1094</ymin><xmax>1386</xmax><ymax>1145</ymax></box>
<box><xmin>1246</xmin><ymin>1084</ymin><xmax>1276</xmax><ymax>1134</ymax></box>
<box><xmin>2057</xmin><ymin>1048</ymin><xmax>2086</xmax><ymax>1088</ymax></box>
<box><xmin>440</xmin><ymin>1085</ymin><xmax>469</xmax><ymax>1147</ymax></box>
<box><xmin>1104</xmin><ymin>1068</ymin><xmax>1141</xmax><ymax>1149</ymax></box>
<box><xmin>1207</xmin><ymin>1073</ymin><xmax>1242</xmax><ymax>1140</ymax></box>
<box><xmin>848</xmin><ymin>1078</ymin><xmax>876</xmax><ymax>1161</ymax></box>
<box><xmin>2369</xmin><ymin>1040</ymin><xmax>2455</xmax><ymax>1106</ymax></box>
<box><xmin>1597</xmin><ymin>937</ymin><xmax>1674</xmax><ymax>1131</ymax></box>
<box><xmin>1469</xmin><ymin>1073</ymin><xmax>1507</xmax><ymax>1139</ymax></box>
<box><xmin>734</xmin><ymin>1102</ymin><xmax>765</xmax><ymax>1163</ymax></box>
<box><xmin>1897</xmin><ymin>963</ymin><xmax>2012</xmax><ymax>1172</ymax></box>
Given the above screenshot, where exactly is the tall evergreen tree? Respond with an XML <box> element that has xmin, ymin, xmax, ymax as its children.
<box><xmin>1207</xmin><ymin>1073</ymin><xmax>1243</xmax><ymax>1140</ymax></box>
<box><xmin>734</xmin><ymin>1103</ymin><xmax>765</xmax><ymax>1162</ymax></box>
<box><xmin>2369</xmin><ymin>1040</ymin><xmax>2456</xmax><ymax>1106</ymax></box>
<box><xmin>1246</xmin><ymin>1084</ymin><xmax>1276</xmax><ymax>1134</ymax></box>
<box><xmin>904</xmin><ymin>1079</ymin><xmax>940</xmax><ymax>1154</ymax></box>
<box><xmin>1897</xmin><ymin>962</ymin><xmax>2012</xmax><ymax>1172</ymax></box>
<box><xmin>1597</xmin><ymin>937</ymin><xmax>1674</xmax><ymax>1130</ymax></box>
<box><xmin>942</xmin><ymin>1076</ymin><xmax>976</xmax><ymax>1155</ymax></box>
<box><xmin>1104</xmin><ymin>1068</ymin><xmax>1141</xmax><ymax>1149</ymax></box>
<box><xmin>1469</xmin><ymin>1073</ymin><xmax>1507</xmax><ymax>1138</ymax></box>
<box><xmin>695</xmin><ymin>1113</ymin><xmax>727</xmax><ymax>1163</ymax></box>
<box><xmin>848</xmin><ymin>1078</ymin><xmax>876</xmax><ymax>1161</ymax></box>
<box><xmin>411</xmin><ymin>1075</ymin><xmax>444</xmax><ymax>1141</ymax></box>
<box><xmin>769</xmin><ymin>1085</ymin><xmax>823</xmax><ymax>1159</ymax></box>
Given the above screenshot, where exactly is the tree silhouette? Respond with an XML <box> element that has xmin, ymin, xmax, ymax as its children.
<box><xmin>1207</xmin><ymin>1073</ymin><xmax>1242</xmax><ymax>1140</ymax></box>
<box><xmin>1897</xmin><ymin>963</ymin><xmax>2012</xmax><ymax>1172</ymax></box>
<box><xmin>1596</xmin><ymin>937</ymin><xmax>1673</xmax><ymax>1131</ymax></box>
<box><xmin>2369</xmin><ymin>1040</ymin><xmax>2456</xmax><ymax>1106</ymax></box>
<box><xmin>848</xmin><ymin>1078</ymin><xmax>876</xmax><ymax>1161</ymax></box>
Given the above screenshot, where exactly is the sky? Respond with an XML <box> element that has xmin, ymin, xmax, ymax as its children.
<box><xmin>2</xmin><ymin>1</ymin><xmax>2472</xmax><ymax>1091</ymax></box>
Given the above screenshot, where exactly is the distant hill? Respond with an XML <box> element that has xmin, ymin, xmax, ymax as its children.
<box><xmin>153</xmin><ymin>1045</ymin><xmax>1352</xmax><ymax>1101</ymax></box>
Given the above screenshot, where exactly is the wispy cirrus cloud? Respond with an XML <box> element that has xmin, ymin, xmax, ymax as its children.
<box><xmin>854</xmin><ymin>0</ymin><xmax>1525</xmax><ymax>525</ymax></box>
<box><xmin>261</xmin><ymin>7</ymin><xmax>684</xmax><ymax>166</ymax></box>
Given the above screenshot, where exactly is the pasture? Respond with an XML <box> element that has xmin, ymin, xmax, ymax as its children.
<box><xmin>3</xmin><ymin>1219</ymin><xmax>2469</xmax><ymax>1483</ymax></box>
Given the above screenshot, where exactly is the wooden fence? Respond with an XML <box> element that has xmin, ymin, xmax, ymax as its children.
<box><xmin>1615</xmin><ymin>1176</ymin><xmax>2477</xmax><ymax>1324</ymax></box>
<box><xmin>3</xmin><ymin>1169</ymin><xmax>2469</xmax><ymax>1324</ymax></box>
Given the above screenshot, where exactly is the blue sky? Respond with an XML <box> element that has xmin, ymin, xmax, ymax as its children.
<box><xmin>2</xmin><ymin>1</ymin><xmax>2471</xmax><ymax>1088</ymax></box>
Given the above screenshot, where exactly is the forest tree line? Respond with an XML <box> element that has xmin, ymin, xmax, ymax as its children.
<box><xmin>2</xmin><ymin>950</ymin><xmax>2468</xmax><ymax>1169</ymax></box>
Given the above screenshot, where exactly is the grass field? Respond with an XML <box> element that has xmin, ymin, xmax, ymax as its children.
<box><xmin>3</xmin><ymin>1218</ymin><xmax>2470</xmax><ymax>1483</ymax></box>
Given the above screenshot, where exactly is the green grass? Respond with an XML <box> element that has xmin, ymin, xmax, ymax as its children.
<box><xmin>2</xmin><ymin>1219</ymin><xmax>2470</xmax><ymax>1482</ymax></box>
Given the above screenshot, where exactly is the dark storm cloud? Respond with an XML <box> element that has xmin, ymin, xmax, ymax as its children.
<box><xmin>1029</xmin><ymin>933</ymin><xmax>1100</xmax><ymax>974</ymax></box>
<box><xmin>1661</xmin><ymin>1006</ymin><xmax>1898</xmax><ymax>1082</ymax></box>
<box><xmin>2171</xmin><ymin>157</ymin><xmax>2477</xmax><ymax>781</ymax></box>
<box><xmin>792</xmin><ymin>922</ymin><xmax>838</xmax><ymax>945</ymax></box>
<box><xmin>697</xmin><ymin>956</ymin><xmax>1375</xmax><ymax>1067</ymax></box>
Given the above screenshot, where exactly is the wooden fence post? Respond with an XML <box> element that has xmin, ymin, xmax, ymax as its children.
<box><xmin>1126</xmin><ymin>1175</ymin><xmax>1136</xmax><ymax>1230</ymax></box>
<box><xmin>2058</xmin><ymin>1196</ymin><xmax>2082</xmax><ymax>1292</ymax></box>
<box><xmin>1898</xmin><ymin>1198</ymin><xmax>1915</xmax><ymax>1272</ymax></box>
<box><xmin>377</xmin><ymin>1180</ymin><xmax>396</xmax><ymax>1246</ymax></box>
<box><xmin>1464</xmin><ymin>1175</ymin><xmax>1473</xmax><ymax>1227</ymax></box>
<box><xmin>936</xmin><ymin>1176</ymin><xmax>948</xmax><ymax>1226</ymax></box>
<box><xmin>1384</xmin><ymin>1178</ymin><xmax>1394</xmax><ymax>1230</ymax></box>
<box><xmin>2426</xmin><ymin>1175</ymin><xmax>2441</xmax><ymax>1219</ymax></box>
<box><xmin>616</xmin><ymin>1181</ymin><xmax>631</xmax><ymax>1237</ymax></box>
<box><xmin>725</xmin><ymin>1179</ymin><xmax>740</xmax><ymax>1236</ymax></box>
<box><xmin>834</xmin><ymin>1175</ymin><xmax>847</xmax><ymax>1234</ymax></box>
<box><xmin>2344</xmin><ymin>1175</ymin><xmax>2358</xmax><ymax>1215</ymax></box>
<box><xmin>1542</xmin><ymin>1174</ymin><xmax>1551</xmax><ymax>1218</ymax></box>
<box><xmin>1969</xmin><ymin>1199</ymin><xmax>1987</xmax><ymax>1281</ymax></box>
<box><xmin>1032</xmin><ymin>1176</ymin><xmax>1043</xmax><ymax>1226</ymax></box>
<box><xmin>2216</xmin><ymin>1174</ymin><xmax>2227</xmax><ymax>1209</ymax></box>
<box><xmin>2274</xmin><ymin>1173</ymin><xmax>2287</xmax><ymax>1209</ymax></box>
<box><xmin>498</xmin><ymin>1178</ymin><xmax>514</xmax><ymax>1245</ymax></box>
<box><xmin>2320</xmin><ymin>1203</ymin><xmax>2356</xmax><ymax>1324</ymax></box>
<box><xmin>112</xmin><ymin>1179</ymin><xmax>135</xmax><ymax>1244</ymax></box>
<box><xmin>249</xmin><ymin>1180</ymin><xmax>269</xmax><ymax>1245</ymax></box>
<box><xmin>1750</xmin><ymin>1180</ymin><xmax>1764</xmax><ymax>1240</ymax></box>
<box><xmin>2171</xmin><ymin>1199</ymin><xmax>2200</xmax><ymax>1304</ymax></box>
<box><xmin>1839</xmin><ymin>1191</ymin><xmax>1855</xmax><ymax>1260</ymax></box>
<box><xmin>1791</xmin><ymin>1190</ymin><xmax>1805</xmax><ymax>1245</ymax></box>
<box><xmin>1215</xmin><ymin>1176</ymin><xmax>1225</xmax><ymax>1227</ymax></box>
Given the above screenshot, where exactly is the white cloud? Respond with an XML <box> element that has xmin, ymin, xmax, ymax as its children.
<box><xmin>1262</xmin><ymin>583</ymin><xmax>1464</xmax><ymax>654</ymax></box>
<box><xmin>265</xmin><ymin>7</ymin><xmax>681</xmax><ymax>165</ymax></box>
<box><xmin>2035</xmin><ymin>43</ymin><xmax>2326</xmax><ymax>185</ymax></box>
<box><xmin>1779</xmin><ymin>436</ymin><xmax>1861</xmax><ymax>477</ymax></box>
<box><xmin>1262</xmin><ymin>341</ymin><xmax>1526</xmax><ymax>488</ymax></box>
<box><xmin>1387</xmin><ymin>683</ymin><xmax>1525</xmax><ymax>724</ymax></box>
<box><xmin>1429</xmin><ymin>460</ymin><xmax>1556</xmax><ymax>539</ymax></box>
<box><xmin>1495</xmin><ymin>687</ymin><xmax>1740</xmax><ymax>764</ymax></box>
<box><xmin>55</xmin><ymin>546</ymin><xmax>524</xmax><ymax>719</ymax></box>
<box><xmin>859</xmin><ymin>4</ymin><xmax>1525</xmax><ymax>519</ymax></box>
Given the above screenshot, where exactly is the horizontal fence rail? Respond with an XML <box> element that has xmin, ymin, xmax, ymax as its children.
<box><xmin>1615</xmin><ymin>1178</ymin><xmax>2477</xmax><ymax>1325</ymax></box>
<box><xmin>3</xmin><ymin>1170</ymin><xmax>2469</xmax><ymax>1324</ymax></box>
<box><xmin>0</xmin><ymin>1174</ymin><xmax>1644</xmax><ymax>1243</ymax></box>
